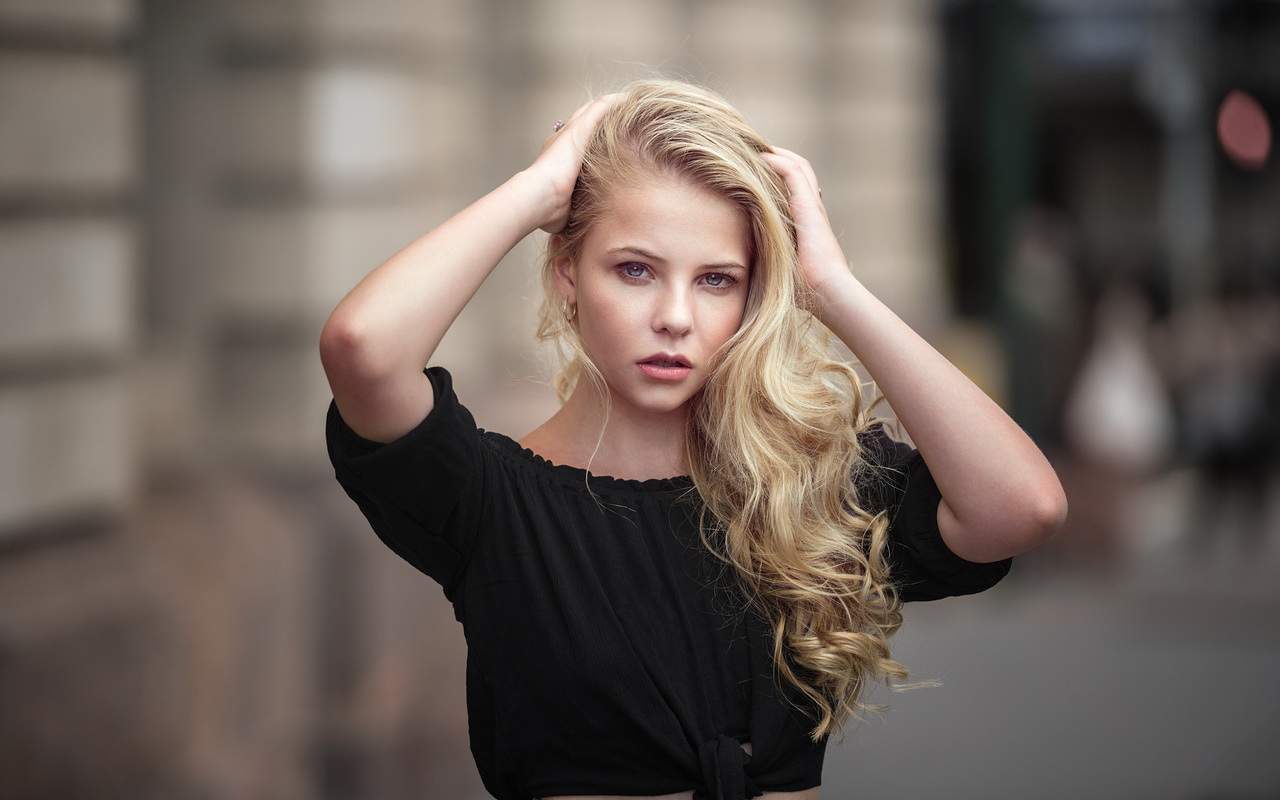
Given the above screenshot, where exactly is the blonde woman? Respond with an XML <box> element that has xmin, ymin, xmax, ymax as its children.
<box><xmin>320</xmin><ymin>80</ymin><xmax>1066</xmax><ymax>800</ymax></box>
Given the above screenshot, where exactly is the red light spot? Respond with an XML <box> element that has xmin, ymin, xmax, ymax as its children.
<box><xmin>1217</xmin><ymin>90</ymin><xmax>1271</xmax><ymax>171</ymax></box>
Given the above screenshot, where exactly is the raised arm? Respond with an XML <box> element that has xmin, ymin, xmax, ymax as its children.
<box><xmin>319</xmin><ymin>97</ymin><xmax>615</xmax><ymax>443</ymax></box>
<box><xmin>762</xmin><ymin>148</ymin><xmax>1067</xmax><ymax>563</ymax></box>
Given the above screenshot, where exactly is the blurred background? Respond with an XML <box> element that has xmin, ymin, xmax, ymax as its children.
<box><xmin>1</xmin><ymin>0</ymin><xmax>1277</xmax><ymax>798</ymax></box>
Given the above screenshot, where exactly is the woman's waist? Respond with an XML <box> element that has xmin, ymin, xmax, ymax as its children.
<box><xmin>542</xmin><ymin>790</ymin><xmax>819</xmax><ymax>800</ymax></box>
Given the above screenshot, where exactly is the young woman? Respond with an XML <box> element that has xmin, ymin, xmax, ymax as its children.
<box><xmin>320</xmin><ymin>80</ymin><xmax>1066</xmax><ymax>800</ymax></box>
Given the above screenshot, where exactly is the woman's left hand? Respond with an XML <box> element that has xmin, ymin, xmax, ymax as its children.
<box><xmin>760</xmin><ymin>148</ymin><xmax>852</xmax><ymax>319</ymax></box>
<box><xmin>764</xmin><ymin>152</ymin><xmax>1066</xmax><ymax>564</ymax></box>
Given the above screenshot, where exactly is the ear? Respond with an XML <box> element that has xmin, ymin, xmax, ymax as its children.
<box><xmin>550</xmin><ymin>236</ymin><xmax>577</xmax><ymax>305</ymax></box>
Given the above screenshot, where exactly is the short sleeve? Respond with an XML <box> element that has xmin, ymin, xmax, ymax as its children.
<box><xmin>858</xmin><ymin>424</ymin><xmax>1012</xmax><ymax>602</ymax></box>
<box><xmin>325</xmin><ymin>367</ymin><xmax>484</xmax><ymax>601</ymax></box>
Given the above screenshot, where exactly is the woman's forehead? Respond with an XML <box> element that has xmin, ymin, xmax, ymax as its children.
<box><xmin>585</xmin><ymin>176</ymin><xmax>752</xmax><ymax>268</ymax></box>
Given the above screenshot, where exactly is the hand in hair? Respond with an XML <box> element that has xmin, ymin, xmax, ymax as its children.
<box><xmin>527</xmin><ymin>94</ymin><xmax>620</xmax><ymax>234</ymax></box>
<box><xmin>763</xmin><ymin>146</ymin><xmax>1066</xmax><ymax>562</ymax></box>
<box><xmin>759</xmin><ymin>147</ymin><xmax>851</xmax><ymax>319</ymax></box>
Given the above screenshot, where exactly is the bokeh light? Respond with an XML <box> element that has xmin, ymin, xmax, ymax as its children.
<box><xmin>1217</xmin><ymin>89</ymin><xmax>1272</xmax><ymax>170</ymax></box>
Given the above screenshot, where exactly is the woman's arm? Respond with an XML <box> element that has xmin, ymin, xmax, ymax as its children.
<box><xmin>319</xmin><ymin>97</ymin><xmax>615</xmax><ymax>443</ymax></box>
<box><xmin>762</xmin><ymin>148</ymin><xmax>1067</xmax><ymax>563</ymax></box>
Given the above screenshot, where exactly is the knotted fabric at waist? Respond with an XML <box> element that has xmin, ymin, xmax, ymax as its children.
<box><xmin>693</xmin><ymin>735</ymin><xmax>761</xmax><ymax>800</ymax></box>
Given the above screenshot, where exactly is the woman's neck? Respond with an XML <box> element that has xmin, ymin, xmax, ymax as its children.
<box><xmin>520</xmin><ymin>386</ymin><xmax>689</xmax><ymax>481</ymax></box>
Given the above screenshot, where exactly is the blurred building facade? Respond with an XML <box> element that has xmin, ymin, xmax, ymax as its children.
<box><xmin>3</xmin><ymin>0</ymin><xmax>1279</xmax><ymax>798</ymax></box>
<box><xmin>0</xmin><ymin>1</ymin><xmax>946</xmax><ymax>798</ymax></box>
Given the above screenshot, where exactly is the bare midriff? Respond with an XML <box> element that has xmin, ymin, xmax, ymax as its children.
<box><xmin>544</xmin><ymin>790</ymin><xmax>820</xmax><ymax>800</ymax></box>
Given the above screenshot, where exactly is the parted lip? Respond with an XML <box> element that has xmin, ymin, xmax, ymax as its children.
<box><xmin>638</xmin><ymin>353</ymin><xmax>691</xmax><ymax>368</ymax></box>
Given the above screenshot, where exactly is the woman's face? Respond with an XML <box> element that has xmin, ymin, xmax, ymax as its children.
<box><xmin>555</xmin><ymin>173</ymin><xmax>752</xmax><ymax>421</ymax></box>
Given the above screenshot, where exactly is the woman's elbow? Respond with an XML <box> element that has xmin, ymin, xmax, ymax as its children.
<box><xmin>942</xmin><ymin>477</ymin><xmax>1068</xmax><ymax>562</ymax></box>
<box><xmin>320</xmin><ymin>311</ymin><xmax>386</xmax><ymax>384</ymax></box>
<box><xmin>1032</xmin><ymin>481</ymin><xmax>1068</xmax><ymax>541</ymax></box>
<box><xmin>320</xmin><ymin>313</ymin><xmax>357</xmax><ymax>367</ymax></box>
<box><xmin>1010</xmin><ymin>479</ymin><xmax>1068</xmax><ymax>553</ymax></box>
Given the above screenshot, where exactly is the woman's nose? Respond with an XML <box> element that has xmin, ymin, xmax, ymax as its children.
<box><xmin>653</xmin><ymin>286</ymin><xmax>693</xmax><ymax>336</ymax></box>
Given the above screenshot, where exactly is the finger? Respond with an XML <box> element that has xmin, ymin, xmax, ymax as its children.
<box><xmin>557</xmin><ymin>93</ymin><xmax>619</xmax><ymax>135</ymax></box>
<box><xmin>569</xmin><ymin>93</ymin><xmax>614</xmax><ymax>122</ymax></box>
<box><xmin>761</xmin><ymin>151</ymin><xmax>822</xmax><ymax>205</ymax></box>
<box><xmin>760</xmin><ymin>149</ymin><xmax>814</xmax><ymax>195</ymax></box>
<box><xmin>766</xmin><ymin>147</ymin><xmax>822</xmax><ymax>200</ymax></box>
<box><xmin>566</xmin><ymin>93</ymin><xmax>619</xmax><ymax>138</ymax></box>
<box><xmin>542</xmin><ymin>93</ymin><xmax>618</xmax><ymax>151</ymax></box>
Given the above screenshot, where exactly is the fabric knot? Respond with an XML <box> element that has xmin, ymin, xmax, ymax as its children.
<box><xmin>693</xmin><ymin>735</ymin><xmax>761</xmax><ymax>800</ymax></box>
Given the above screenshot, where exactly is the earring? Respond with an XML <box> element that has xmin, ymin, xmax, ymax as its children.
<box><xmin>562</xmin><ymin>297</ymin><xmax>577</xmax><ymax>322</ymax></box>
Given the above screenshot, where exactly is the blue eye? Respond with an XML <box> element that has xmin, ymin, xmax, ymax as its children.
<box><xmin>619</xmin><ymin>263</ymin><xmax>648</xmax><ymax>279</ymax></box>
<box><xmin>702</xmin><ymin>273</ymin><xmax>737</xmax><ymax>288</ymax></box>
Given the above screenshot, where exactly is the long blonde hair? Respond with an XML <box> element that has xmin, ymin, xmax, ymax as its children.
<box><xmin>536</xmin><ymin>79</ymin><xmax>907</xmax><ymax>739</ymax></box>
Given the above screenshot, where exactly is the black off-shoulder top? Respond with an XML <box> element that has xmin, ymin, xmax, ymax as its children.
<box><xmin>326</xmin><ymin>368</ymin><xmax>1011</xmax><ymax>800</ymax></box>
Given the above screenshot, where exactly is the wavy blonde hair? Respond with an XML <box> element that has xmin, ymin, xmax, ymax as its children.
<box><xmin>536</xmin><ymin>79</ymin><xmax>907</xmax><ymax>739</ymax></box>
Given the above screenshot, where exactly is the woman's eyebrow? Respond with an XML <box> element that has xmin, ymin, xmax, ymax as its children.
<box><xmin>606</xmin><ymin>245</ymin><xmax>748</xmax><ymax>272</ymax></box>
<box><xmin>606</xmin><ymin>245</ymin><xmax>664</xmax><ymax>262</ymax></box>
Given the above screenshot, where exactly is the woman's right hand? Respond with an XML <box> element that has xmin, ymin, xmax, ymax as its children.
<box><xmin>524</xmin><ymin>93</ymin><xmax>618</xmax><ymax>234</ymax></box>
<box><xmin>320</xmin><ymin>93</ymin><xmax>616</xmax><ymax>443</ymax></box>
